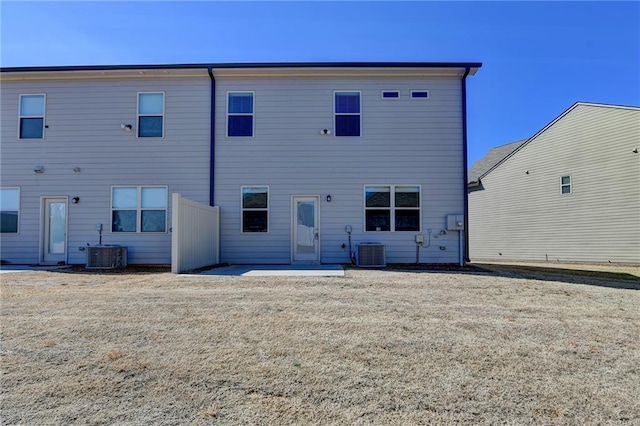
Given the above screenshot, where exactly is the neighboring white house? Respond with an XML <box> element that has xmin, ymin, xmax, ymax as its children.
<box><xmin>0</xmin><ymin>62</ymin><xmax>481</xmax><ymax>266</ymax></box>
<box><xmin>468</xmin><ymin>102</ymin><xmax>640</xmax><ymax>264</ymax></box>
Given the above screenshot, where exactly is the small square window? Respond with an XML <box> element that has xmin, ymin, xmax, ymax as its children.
<box><xmin>382</xmin><ymin>91</ymin><xmax>400</xmax><ymax>99</ymax></box>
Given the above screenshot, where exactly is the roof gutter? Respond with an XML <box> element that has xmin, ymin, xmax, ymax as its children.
<box><xmin>462</xmin><ymin>65</ymin><xmax>471</xmax><ymax>264</ymax></box>
<box><xmin>0</xmin><ymin>62</ymin><xmax>483</xmax><ymax>73</ymax></box>
<box><xmin>207</xmin><ymin>66</ymin><xmax>215</xmax><ymax>206</ymax></box>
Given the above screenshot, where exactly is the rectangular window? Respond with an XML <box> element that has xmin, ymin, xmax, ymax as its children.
<box><xmin>19</xmin><ymin>94</ymin><xmax>45</xmax><ymax>139</ymax></box>
<box><xmin>137</xmin><ymin>92</ymin><xmax>164</xmax><ymax>137</ymax></box>
<box><xmin>411</xmin><ymin>91</ymin><xmax>429</xmax><ymax>99</ymax></box>
<box><xmin>365</xmin><ymin>185</ymin><xmax>420</xmax><ymax>232</ymax></box>
<box><xmin>335</xmin><ymin>91</ymin><xmax>361</xmax><ymax>136</ymax></box>
<box><xmin>0</xmin><ymin>188</ymin><xmax>20</xmax><ymax>233</ymax></box>
<box><xmin>561</xmin><ymin>175</ymin><xmax>572</xmax><ymax>194</ymax></box>
<box><xmin>242</xmin><ymin>186</ymin><xmax>268</xmax><ymax>232</ymax></box>
<box><xmin>228</xmin><ymin>92</ymin><xmax>254</xmax><ymax>137</ymax></box>
<box><xmin>381</xmin><ymin>90</ymin><xmax>399</xmax><ymax>99</ymax></box>
<box><xmin>112</xmin><ymin>186</ymin><xmax>167</xmax><ymax>232</ymax></box>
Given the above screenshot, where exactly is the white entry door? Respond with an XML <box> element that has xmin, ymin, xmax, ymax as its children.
<box><xmin>43</xmin><ymin>198</ymin><xmax>67</xmax><ymax>264</ymax></box>
<box><xmin>292</xmin><ymin>196</ymin><xmax>319</xmax><ymax>262</ymax></box>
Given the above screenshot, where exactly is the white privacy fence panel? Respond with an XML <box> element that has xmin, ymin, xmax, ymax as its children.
<box><xmin>171</xmin><ymin>193</ymin><xmax>220</xmax><ymax>273</ymax></box>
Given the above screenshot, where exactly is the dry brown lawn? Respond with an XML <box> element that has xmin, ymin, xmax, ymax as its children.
<box><xmin>1</xmin><ymin>264</ymin><xmax>639</xmax><ymax>425</ymax></box>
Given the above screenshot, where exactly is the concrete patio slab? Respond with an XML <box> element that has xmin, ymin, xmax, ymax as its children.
<box><xmin>185</xmin><ymin>264</ymin><xmax>345</xmax><ymax>277</ymax></box>
<box><xmin>0</xmin><ymin>265</ymin><xmax>72</xmax><ymax>274</ymax></box>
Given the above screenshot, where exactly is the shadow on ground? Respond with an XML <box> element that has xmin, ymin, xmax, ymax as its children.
<box><xmin>365</xmin><ymin>263</ymin><xmax>640</xmax><ymax>290</ymax></box>
<box><xmin>474</xmin><ymin>263</ymin><xmax>640</xmax><ymax>290</ymax></box>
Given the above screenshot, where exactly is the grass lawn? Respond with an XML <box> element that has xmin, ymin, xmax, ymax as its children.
<box><xmin>1</xmin><ymin>265</ymin><xmax>639</xmax><ymax>424</ymax></box>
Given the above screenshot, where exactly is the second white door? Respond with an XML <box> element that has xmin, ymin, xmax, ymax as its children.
<box><xmin>292</xmin><ymin>196</ymin><xmax>319</xmax><ymax>262</ymax></box>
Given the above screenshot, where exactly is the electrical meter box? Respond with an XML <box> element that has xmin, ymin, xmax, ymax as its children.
<box><xmin>446</xmin><ymin>215</ymin><xmax>464</xmax><ymax>231</ymax></box>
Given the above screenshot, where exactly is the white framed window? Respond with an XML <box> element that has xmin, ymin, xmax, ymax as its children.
<box><xmin>411</xmin><ymin>90</ymin><xmax>429</xmax><ymax>99</ymax></box>
<box><xmin>0</xmin><ymin>188</ymin><xmax>20</xmax><ymax>233</ymax></box>
<box><xmin>241</xmin><ymin>186</ymin><xmax>268</xmax><ymax>233</ymax></box>
<box><xmin>365</xmin><ymin>185</ymin><xmax>421</xmax><ymax>232</ymax></box>
<box><xmin>334</xmin><ymin>91</ymin><xmax>361</xmax><ymax>136</ymax></box>
<box><xmin>19</xmin><ymin>94</ymin><xmax>45</xmax><ymax>139</ymax></box>
<box><xmin>137</xmin><ymin>92</ymin><xmax>164</xmax><ymax>137</ymax></box>
<box><xmin>561</xmin><ymin>175</ymin><xmax>572</xmax><ymax>194</ymax></box>
<box><xmin>111</xmin><ymin>186</ymin><xmax>167</xmax><ymax>232</ymax></box>
<box><xmin>381</xmin><ymin>90</ymin><xmax>400</xmax><ymax>99</ymax></box>
<box><xmin>227</xmin><ymin>92</ymin><xmax>254</xmax><ymax>137</ymax></box>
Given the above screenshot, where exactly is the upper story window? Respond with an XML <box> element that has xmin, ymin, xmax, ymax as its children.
<box><xmin>242</xmin><ymin>186</ymin><xmax>268</xmax><ymax>233</ymax></box>
<box><xmin>111</xmin><ymin>186</ymin><xmax>167</xmax><ymax>233</ymax></box>
<box><xmin>19</xmin><ymin>94</ymin><xmax>45</xmax><ymax>139</ymax></box>
<box><xmin>365</xmin><ymin>185</ymin><xmax>420</xmax><ymax>232</ymax></box>
<box><xmin>411</xmin><ymin>91</ymin><xmax>429</xmax><ymax>99</ymax></box>
<box><xmin>1</xmin><ymin>188</ymin><xmax>20</xmax><ymax>233</ymax></box>
<box><xmin>228</xmin><ymin>92</ymin><xmax>254</xmax><ymax>137</ymax></box>
<box><xmin>335</xmin><ymin>91</ymin><xmax>361</xmax><ymax>136</ymax></box>
<box><xmin>381</xmin><ymin>90</ymin><xmax>400</xmax><ymax>99</ymax></box>
<box><xmin>137</xmin><ymin>92</ymin><xmax>164</xmax><ymax>138</ymax></box>
<box><xmin>561</xmin><ymin>176</ymin><xmax>572</xmax><ymax>194</ymax></box>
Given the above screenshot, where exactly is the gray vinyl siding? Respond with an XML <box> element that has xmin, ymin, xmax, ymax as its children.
<box><xmin>469</xmin><ymin>104</ymin><xmax>640</xmax><ymax>263</ymax></box>
<box><xmin>215</xmin><ymin>76</ymin><xmax>465</xmax><ymax>264</ymax></box>
<box><xmin>0</xmin><ymin>77</ymin><xmax>210</xmax><ymax>264</ymax></box>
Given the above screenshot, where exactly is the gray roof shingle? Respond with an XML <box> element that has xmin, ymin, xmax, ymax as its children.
<box><xmin>468</xmin><ymin>139</ymin><xmax>528</xmax><ymax>183</ymax></box>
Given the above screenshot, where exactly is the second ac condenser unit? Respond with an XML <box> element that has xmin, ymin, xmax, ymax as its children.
<box><xmin>86</xmin><ymin>246</ymin><xmax>128</xmax><ymax>269</ymax></box>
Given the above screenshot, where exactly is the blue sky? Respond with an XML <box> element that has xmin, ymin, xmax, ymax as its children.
<box><xmin>1</xmin><ymin>1</ymin><xmax>638</xmax><ymax>166</ymax></box>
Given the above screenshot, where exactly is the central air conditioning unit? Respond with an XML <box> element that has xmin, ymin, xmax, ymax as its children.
<box><xmin>86</xmin><ymin>245</ymin><xmax>128</xmax><ymax>269</ymax></box>
<box><xmin>357</xmin><ymin>243</ymin><xmax>386</xmax><ymax>267</ymax></box>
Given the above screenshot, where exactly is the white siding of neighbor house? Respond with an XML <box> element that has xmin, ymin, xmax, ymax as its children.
<box><xmin>214</xmin><ymin>76</ymin><xmax>466</xmax><ymax>264</ymax></box>
<box><xmin>0</xmin><ymin>77</ymin><xmax>211</xmax><ymax>265</ymax></box>
<box><xmin>469</xmin><ymin>104</ymin><xmax>640</xmax><ymax>263</ymax></box>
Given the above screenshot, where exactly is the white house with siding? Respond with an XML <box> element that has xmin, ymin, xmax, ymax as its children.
<box><xmin>468</xmin><ymin>102</ymin><xmax>640</xmax><ymax>264</ymax></box>
<box><xmin>1</xmin><ymin>62</ymin><xmax>481</xmax><ymax>267</ymax></box>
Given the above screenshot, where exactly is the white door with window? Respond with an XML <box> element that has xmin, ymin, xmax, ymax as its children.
<box><xmin>42</xmin><ymin>198</ymin><xmax>67</xmax><ymax>264</ymax></box>
<box><xmin>292</xmin><ymin>196</ymin><xmax>319</xmax><ymax>262</ymax></box>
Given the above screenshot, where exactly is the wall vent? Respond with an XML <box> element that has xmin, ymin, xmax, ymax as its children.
<box><xmin>357</xmin><ymin>243</ymin><xmax>386</xmax><ymax>267</ymax></box>
<box><xmin>86</xmin><ymin>246</ymin><xmax>127</xmax><ymax>269</ymax></box>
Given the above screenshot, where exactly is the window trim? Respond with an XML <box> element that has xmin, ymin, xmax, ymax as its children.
<box><xmin>18</xmin><ymin>94</ymin><xmax>46</xmax><ymax>140</ymax></box>
<box><xmin>227</xmin><ymin>91</ymin><xmax>255</xmax><ymax>138</ymax></box>
<box><xmin>561</xmin><ymin>175</ymin><xmax>572</xmax><ymax>195</ymax></box>
<box><xmin>411</xmin><ymin>90</ymin><xmax>430</xmax><ymax>99</ymax></box>
<box><xmin>381</xmin><ymin>90</ymin><xmax>400</xmax><ymax>99</ymax></box>
<box><xmin>334</xmin><ymin>90</ymin><xmax>362</xmax><ymax>137</ymax></box>
<box><xmin>0</xmin><ymin>187</ymin><xmax>20</xmax><ymax>234</ymax></box>
<box><xmin>110</xmin><ymin>185</ymin><xmax>168</xmax><ymax>233</ymax></box>
<box><xmin>364</xmin><ymin>184</ymin><xmax>421</xmax><ymax>232</ymax></box>
<box><xmin>137</xmin><ymin>92</ymin><xmax>165</xmax><ymax>138</ymax></box>
<box><xmin>241</xmin><ymin>185</ymin><xmax>269</xmax><ymax>234</ymax></box>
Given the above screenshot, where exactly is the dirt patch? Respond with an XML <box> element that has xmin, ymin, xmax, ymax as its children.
<box><xmin>2</xmin><ymin>268</ymin><xmax>639</xmax><ymax>424</ymax></box>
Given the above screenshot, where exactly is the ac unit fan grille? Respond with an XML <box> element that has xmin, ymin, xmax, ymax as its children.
<box><xmin>86</xmin><ymin>246</ymin><xmax>127</xmax><ymax>269</ymax></box>
<box><xmin>357</xmin><ymin>243</ymin><xmax>386</xmax><ymax>267</ymax></box>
